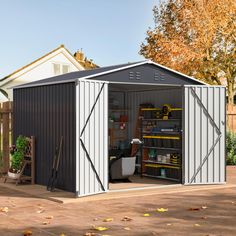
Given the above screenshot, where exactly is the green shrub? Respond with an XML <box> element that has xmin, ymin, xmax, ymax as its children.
<box><xmin>10</xmin><ymin>135</ymin><xmax>28</xmax><ymax>173</ymax></box>
<box><xmin>226</xmin><ymin>131</ymin><xmax>236</xmax><ymax>165</ymax></box>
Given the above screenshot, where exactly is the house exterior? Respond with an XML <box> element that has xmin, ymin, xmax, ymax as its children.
<box><xmin>0</xmin><ymin>45</ymin><xmax>98</xmax><ymax>101</ymax></box>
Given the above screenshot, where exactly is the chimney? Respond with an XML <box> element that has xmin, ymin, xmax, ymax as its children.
<box><xmin>74</xmin><ymin>49</ymin><xmax>84</xmax><ymax>61</ymax></box>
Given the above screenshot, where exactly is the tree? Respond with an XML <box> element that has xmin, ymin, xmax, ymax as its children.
<box><xmin>140</xmin><ymin>0</ymin><xmax>236</xmax><ymax>104</ymax></box>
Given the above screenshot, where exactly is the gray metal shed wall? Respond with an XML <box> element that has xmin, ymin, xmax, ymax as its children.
<box><xmin>184</xmin><ymin>86</ymin><xmax>226</xmax><ymax>184</ymax></box>
<box><xmin>13</xmin><ymin>83</ymin><xmax>76</xmax><ymax>192</ymax></box>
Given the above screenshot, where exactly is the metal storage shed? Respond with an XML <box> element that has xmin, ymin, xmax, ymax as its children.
<box><xmin>13</xmin><ymin>60</ymin><xmax>226</xmax><ymax>197</ymax></box>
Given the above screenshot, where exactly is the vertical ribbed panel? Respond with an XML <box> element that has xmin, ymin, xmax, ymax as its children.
<box><xmin>184</xmin><ymin>86</ymin><xmax>226</xmax><ymax>184</ymax></box>
<box><xmin>13</xmin><ymin>83</ymin><xmax>76</xmax><ymax>192</ymax></box>
<box><xmin>76</xmin><ymin>80</ymin><xmax>108</xmax><ymax>197</ymax></box>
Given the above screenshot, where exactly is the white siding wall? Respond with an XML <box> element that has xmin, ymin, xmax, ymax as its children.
<box><xmin>1</xmin><ymin>53</ymin><xmax>80</xmax><ymax>101</ymax></box>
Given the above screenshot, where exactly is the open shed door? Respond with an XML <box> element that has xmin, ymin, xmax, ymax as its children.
<box><xmin>76</xmin><ymin>80</ymin><xmax>108</xmax><ymax>197</ymax></box>
<box><xmin>183</xmin><ymin>86</ymin><xmax>226</xmax><ymax>185</ymax></box>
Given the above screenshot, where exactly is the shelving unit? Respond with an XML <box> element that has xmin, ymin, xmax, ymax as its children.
<box><xmin>109</xmin><ymin>109</ymin><xmax>129</xmax><ymax>150</ymax></box>
<box><xmin>140</xmin><ymin>107</ymin><xmax>182</xmax><ymax>182</ymax></box>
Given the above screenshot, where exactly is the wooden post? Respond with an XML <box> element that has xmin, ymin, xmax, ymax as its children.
<box><xmin>31</xmin><ymin>136</ymin><xmax>35</xmax><ymax>184</ymax></box>
<box><xmin>2</xmin><ymin>102</ymin><xmax>10</xmax><ymax>173</ymax></box>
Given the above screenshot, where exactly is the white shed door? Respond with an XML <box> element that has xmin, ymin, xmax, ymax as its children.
<box><xmin>76</xmin><ymin>80</ymin><xmax>108</xmax><ymax>197</ymax></box>
<box><xmin>184</xmin><ymin>86</ymin><xmax>226</xmax><ymax>185</ymax></box>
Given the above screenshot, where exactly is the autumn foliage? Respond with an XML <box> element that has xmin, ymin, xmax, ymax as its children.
<box><xmin>140</xmin><ymin>0</ymin><xmax>236</xmax><ymax>104</ymax></box>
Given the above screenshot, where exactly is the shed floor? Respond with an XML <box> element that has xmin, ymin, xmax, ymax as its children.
<box><xmin>109</xmin><ymin>175</ymin><xmax>177</xmax><ymax>191</ymax></box>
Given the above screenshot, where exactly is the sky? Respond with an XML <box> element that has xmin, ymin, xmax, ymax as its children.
<box><xmin>0</xmin><ymin>0</ymin><xmax>159</xmax><ymax>77</ymax></box>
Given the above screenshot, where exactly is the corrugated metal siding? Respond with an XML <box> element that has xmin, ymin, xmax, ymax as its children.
<box><xmin>126</xmin><ymin>88</ymin><xmax>182</xmax><ymax>140</ymax></box>
<box><xmin>76</xmin><ymin>80</ymin><xmax>108</xmax><ymax>197</ymax></box>
<box><xmin>13</xmin><ymin>83</ymin><xmax>76</xmax><ymax>192</ymax></box>
<box><xmin>184</xmin><ymin>86</ymin><xmax>226</xmax><ymax>184</ymax></box>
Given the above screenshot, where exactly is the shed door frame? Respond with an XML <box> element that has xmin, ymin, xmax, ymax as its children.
<box><xmin>76</xmin><ymin>79</ymin><xmax>109</xmax><ymax>197</ymax></box>
<box><xmin>183</xmin><ymin>85</ymin><xmax>226</xmax><ymax>185</ymax></box>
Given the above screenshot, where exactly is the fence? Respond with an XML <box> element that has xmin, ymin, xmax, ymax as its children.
<box><xmin>226</xmin><ymin>104</ymin><xmax>236</xmax><ymax>133</ymax></box>
<box><xmin>0</xmin><ymin>101</ymin><xmax>13</xmax><ymax>173</ymax></box>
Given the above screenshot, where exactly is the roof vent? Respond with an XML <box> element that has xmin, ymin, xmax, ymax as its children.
<box><xmin>154</xmin><ymin>72</ymin><xmax>165</xmax><ymax>81</ymax></box>
<box><xmin>136</xmin><ymin>72</ymin><xmax>141</xmax><ymax>80</ymax></box>
<box><xmin>129</xmin><ymin>71</ymin><xmax>134</xmax><ymax>80</ymax></box>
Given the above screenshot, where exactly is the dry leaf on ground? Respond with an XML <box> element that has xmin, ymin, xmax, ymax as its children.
<box><xmin>0</xmin><ymin>207</ymin><xmax>9</xmax><ymax>213</ymax></box>
<box><xmin>143</xmin><ymin>213</ymin><xmax>150</xmax><ymax>217</ymax></box>
<box><xmin>45</xmin><ymin>216</ymin><xmax>54</xmax><ymax>219</ymax></box>
<box><xmin>103</xmin><ymin>218</ymin><xmax>113</xmax><ymax>222</ymax></box>
<box><xmin>121</xmin><ymin>216</ymin><xmax>132</xmax><ymax>221</ymax></box>
<box><xmin>124</xmin><ymin>227</ymin><xmax>131</xmax><ymax>231</ymax></box>
<box><xmin>201</xmin><ymin>206</ymin><xmax>208</xmax><ymax>209</ymax></box>
<box><xmin>84</xmin><ymin>233</ymin><xmax>96</xmax><ymax>236</ymax></box>
<box><xmin>93</xmin><ymin>226</ymin><xmax>108</xmax><ymax>231</ymax></box>
<box><xmin>166</xmin><ymin>223</ymin><xmax>172</xmax><ymax>226</ymax></box>
<box><xmin>36</xmin><ymin>209</ymin><xmax>45</xmax><ymax>214</ymax></box>
<box><xmin>157</xmin><ymin>208</ymin><xmax>168</xmax><ymax>212</ymax></box>
<box><xmin>201</xmin><ymin>216</ymin><xmax>208</xmax><ymax>219</ymax></box>
<box><xmin>22</xmin><ymin>230</ymin><xmax>32</xmax><ymax>236</ymax></box>
<box><xmin>194</xmin><ymin>224</ymin><xmax>201</xmax><ymax>227</ymax></box>
<box><xmin>189</xmin><ymin>207</ymin><xmax>200</xmax><ymax>211</ymax></box>
<box><xmin>42</xmin><ymin>221</ymin><xmax>50</xmax><ymax>225</ymax></box>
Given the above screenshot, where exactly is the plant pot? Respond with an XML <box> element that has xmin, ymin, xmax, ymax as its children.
<box><xmin>8</xmin><ymin>171</ymin><xmax>20</xmax><ymax>179</ymax></box>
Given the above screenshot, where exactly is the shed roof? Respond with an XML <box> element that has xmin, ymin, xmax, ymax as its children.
<box><xmin>13</xmin><ymin>60</ymin><xmax>206</xmax><ymax>89</ymax></box>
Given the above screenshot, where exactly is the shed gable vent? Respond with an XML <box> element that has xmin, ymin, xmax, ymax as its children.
<box><xmin>129</xmin><ymin>71</ymin><xmax>141</xmax><ymax>80</ymax></box>
<box><xmin>154</xmin><ymin>72</ymin><xmax>165</xmax><ymax>81</ymax></box>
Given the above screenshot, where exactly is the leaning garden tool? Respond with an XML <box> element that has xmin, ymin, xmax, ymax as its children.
<box><xmin>47</xmin><ymin>136</ymin><xmax>63</xmax><ymax>191</ymax></box>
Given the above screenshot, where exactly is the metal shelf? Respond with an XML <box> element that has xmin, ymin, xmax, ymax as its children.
<box><xmin>143</xmin><ymin>135</ymin><xmax>180</xmax><ymax>140</ymax></box>
<box><xmin>142</xmin><ymin>174</ymin><xmax>180</xmax><ymax>182</ymax></box>
<box><xmin>144</xmin><ymin>163</ymin><xmax>181</xmax><ymax>170</ymax></box>
<box><xmin>143</xmin><ymin>146</ymin><xmax>181</xmax><ymax>151</ymax></box>
<box><xmin>143</xmin><ymin>160</ymin><xmax>180</xmax><ymax>167</ymax></box>
<box><xmin>142</xmin><ymin>118</ymin><xmax>181</xmax><ymax>121</ymax></box>
<box><xmin>143</xmin><ymin>131</ymin><xmax>181</xmax><ymax>135</ymax></box>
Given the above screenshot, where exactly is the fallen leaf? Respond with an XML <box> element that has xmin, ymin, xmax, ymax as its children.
<box><xmin>103</xmin><ymin>218</ymin><xmax>113</xmax><ymax>222</ymax></box>
<box><xmin>143</xmin><ymin>213</ymin><xmax>150</xmax><ymax>217</ymax></box>
<box><xmin>93</xmin><ymin>226</ymin><xmax>108</xmax><ymax>231</ymax></box>
<box><xmin>84</xmin><ymin>233</ymin><xmax>96</xmax><ymax>236</ymax></box>
<box><xmin>157</xmin><ymin>208</ymin><xmax>168</xmax><ymax>212</ymax></box>
<box><xmin>201</xmin><ymin>216</ymin><xmax>208</xmax><ymax>219</ymax></box>
<box><xmin>0</xmin><ymin>207</ymin><xmax>9</xmax><ymax>213</ymax></box>
<box><xmin>93</xmin><ymin>218</ymin><xmax>99</xmax><ymax>221</ymax></box>
<box><xmin>42</xmin><ymin>221</ymin><xmax>50</xmax><ymax>225</ymax></box>
<box><xmin>121</xmin><ymin>216</ymin><xmax>132</xmax><ymax>221</ymax></box>
<box><xmin>201</xmin><ymin>206</ymin><xmax>208</xmax><ymax>209</ymax></box>
<box><xmin>45</xmin><ymin>216</ymin><xmax>54</xmax><ymax>219</ymax></box>
<box><xmin>84</xmin><ymin>232</ymin><xmax>96</xmax><ymax>236</ymax></box>
<box><xmin>189</xmin><ymin>207</ymin><xmax>200</xmax><ymax>211</ymax></box>
<box><xmin>194</xmin><ymin>224</ymin><xmax>200</xmax><ymax>227</ymax></box>
<box><xmin>124</xmin><ymin>227</ymin><xmax>131</xmax><ymax>230</ymax></box>
<box><xmin>166</xmin><ymin>223</ymin><xmax>172</xmax><ymax>226</ymax></box>
<box><xmin>36</xmin><ymin>209</ymin><xmax>45</xmax><ymax>214</ymax></box>
<box><xmin>22</xmin><ymin>230</ymin><xmax>32</xmax><ymax>236</ymax></box>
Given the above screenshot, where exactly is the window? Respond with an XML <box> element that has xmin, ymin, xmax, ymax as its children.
<box><xmin>62</xmin><ymin>65</ymin><xmax>69</xmax><ymax>74</ymax></box>
<box><xmin>53</xmin><ymin>63</ymin><xmax>61</xmax><ymax>75</ymax></box>
<box><xmin>53</xmin><ymin>63</ymin><xmax>70</xmax><ymax>75</ymax></box>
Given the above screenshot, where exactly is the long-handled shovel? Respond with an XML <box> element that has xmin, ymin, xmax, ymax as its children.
<box><xmin>47</xmin><ymin>136</ymin><xmax>63</xmax><ymax>191</ymax></box>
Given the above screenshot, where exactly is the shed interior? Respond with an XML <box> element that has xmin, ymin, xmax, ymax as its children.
<box><xmin>108</xmin><ymin>83</ymin><xmax>183</xmax><ymax>190</ymax></box>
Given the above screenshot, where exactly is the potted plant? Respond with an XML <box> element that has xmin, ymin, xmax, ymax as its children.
<box><xmin>8</xmin><ymin>135</ymin><xmax>28</xmax><ymax>179</ymax></box>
